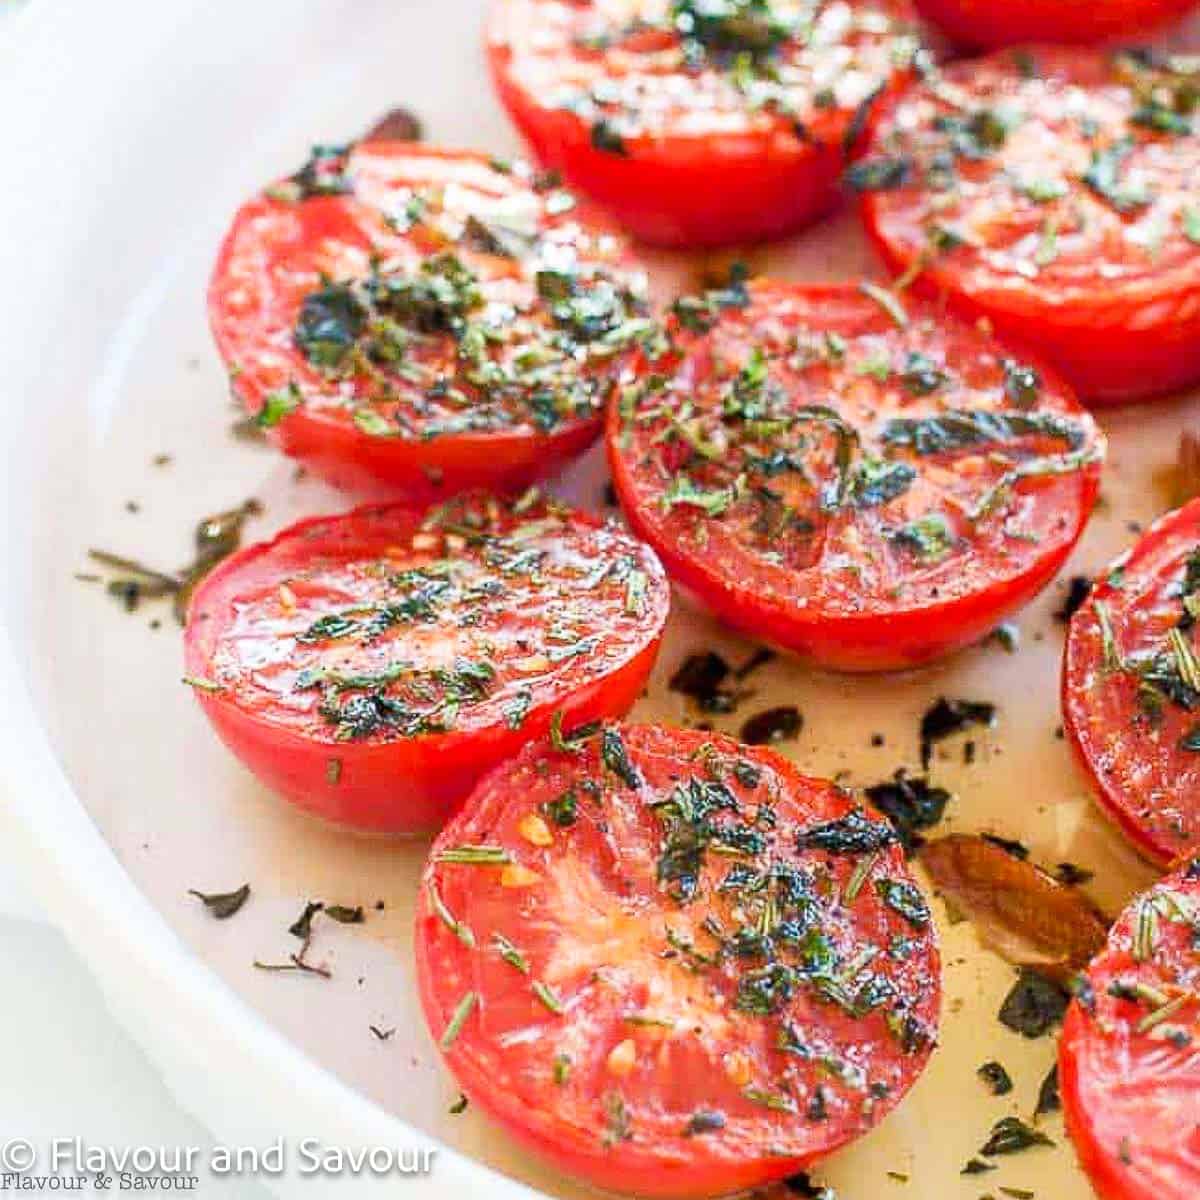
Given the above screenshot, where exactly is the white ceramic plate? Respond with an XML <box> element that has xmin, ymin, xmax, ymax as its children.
<box><xmin>2</xmin><ymin>2</ymin><xmax>1198</xmax><ymax>1196</ymax></box>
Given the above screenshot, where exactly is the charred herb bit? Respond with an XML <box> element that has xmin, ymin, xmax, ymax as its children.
<box><xmin>846</xmin><ymin>458</ymin><xmax>916</xmax><ymax>510</ymax></box>
<box><xmin>590</xmin><ymin>119</ymin><xmax>629</xmax><ymax>156</ymax></box>
<box><xmin>783</xmin><ymin>1171</ymin><xmax>836</xmax><ymax>1199</ymax></box>
<box><xmin>370</xmin><ymin>1024</ymin><xmax>396</xmax><ymax>1042</ymax></box>
<box><xmin>682</xmin><ymin>1109</ymin><xmax>727</xmax><ymax>1137</ymax></box>
<box><xmin>1055</xmin><ymin>575</ymin><xmax>1092</xmax><ymax>623</ymax></box>
<box><xmin>256</xmin><ymin>384</ymin><xmax>302</xmax><ymax>428</ymax></box>
<box><xmin>182</xmin><ymin>675</ymin><xmax>225</xmax><ymax>693</ymax></box>
<box><xmin>899</xmin><ymin>352</ymin><xmax>949</xmax><ymax>396</ymax></box>
<box><xmin>998</xmin><ymin>969</ymin><xmax>1069</xmax><ymax>1038</ymax></box>
<box><xmin>980</xmin><ymin>1115</ymin><xmax>1055</xmax><ymax>1157</ymax></box>
<box><xmin>428</xmin><ymin>881</ymin><xmax>476</xmax><ymax>948</ymax></box>
<box><xmin>977</xmin><ymin>1060</ymin><xmax>1014</xmax><ymax>1096</ymax></box>
<box><xmin>602</xmin><ymin>727</ymin><xmax>643</xmax><ymax>789</ymax></box>
<box><xmin>961</xmin><ymin>1158</ymin><xmax>996</xmax><ymax>1176</ymax></box>
<box><xmin>669</xmin><ymin>651</ymin><xmax>735</xmax><ymax>711</ymax></box>
<box><xmin>864</xmin><ymin>771</ymin><xmax>951</xmax><ymax>854</ymax></box>
<box><xmin>671</xmin><ymin>0</ymin><xmax>794</xmax><ymax>57</ymax></box>
<box><xmin>662</xmin><ymin>473</ymin><xmax>739</xmax><ymax>517</ymax></box>
<box><xmin>1003</xmin><ymin>358</ymin><xmax>1041</xmax><ymax>408</ymax></box>
<box><xmin>447</xmin><ymin>1092</ymin><xmax>468</xmax><ymax>1114</ymax></box>
<box><xmin>289</xmin><ymin>901</ymin><xmax>325</xmax><ymax>940</ymax></box>
<box><xmin>188</xmin><ymin>883</ymin><xmax>251</xmax><ymax>920</ymax></box>
<box><xmin>881</xmin><ymin>409</ymin><xmax>1084</xmax><ymax>455</ymax></box>
<box><xmin>435</xmin><ymin>845</ymin><xmax>512</xmax><ymax>865</ymax></box>
<box><xmin>1052</xmin><ymin>861</ymin><xmax>1094</xmax><ymax>886</ymax></box>
<box><xmin>549</xmin><ymin>710</ymin><xmax>603</xmax><ymax>754</ymax></box>
<box><xmin>440</xmin><ymin>991</ymin><xmax>477</xmax><ymax>1049</ymax></box>
<box><xmin>503</xmin><ymin>689</ymin><xmax>533</xmax><ymax>731</ymax></box>
<box><xmin>892</xmin><ymin>513</ymin><xmax>955</xmax><ymax>563</ymax></box>
<box><xmin>875</xmin><ymin>878</ymin><xmax>931</xmax><ymax>929</ymax></box>
<box><xmin>325</xmin><ymin>904</ymin><xmax>364</xmax><ymax>924</ymax></box>
<box><xmin>532</xmin><ymin>979</ymin><xmax>565</xmax><ymax>1014</ymax></box>
<box><xmin>1131</xmin><ymin>100</ymin><xmax>1192</xmax><ymax>136</ymax></box>
<box><xmin>603</xmin><ymin>1092</ymin><xmax>632</xmax><ymax>1145</ymax></box>
<box><xmin>739</xmin><ymin>706</ymin><xmax>802</xmax><ymax>746</ymax></box>
<box><xmin>542</xmin><ymin>788</ymin><xmax>579</xmax><ymax>827</ymax></box>
<box><xmin>981</xmin><ymin>832</ymin><xmax>1029</xmax><ymax>860</ymax></box>
<box><xmin>670</xmin><ymin>263</ymin><xmax>750</xmax><ymax>334</ymax></box>
<box><xmin>797</xmin><ymin>808</ymin><xmax>899</xmax><ymax>856</ymax></box>
<box><xmin>1035</xmin><ymin>1064</ymin><xmax>1061</xmax><ymax>1118</ymax></box>
<box><xmin>363</xmin><ymin>106</ymin><xmax>423</xmax><ymax>142</ymax></box>
<box><xmin>736</xmin><ymin>962</ymin><xmax>796</xmax><ymax>1015</ymax></box>
<box><xmin>845</xmin><ymin>155</ymin><xmax>912</xmax><ymax>192</ymax></box>
<box><xmin>281</xmin><ymin>143</ymin><xmax>352</xmax><ymax>201</ymax></box>
<box><xmin>1083</xmin><ymin>137</ymin><xmax>1153</xmax><ymax>213</ymax></box>
<box><xmin>295</xmin><ymin>282</ymin><xmax>366</xmax><ymax>369</ymax></box>
<box><xmin>920</xmin><ymin>697</ymin><xmax>996</xmax><ymax>769</ymax></box>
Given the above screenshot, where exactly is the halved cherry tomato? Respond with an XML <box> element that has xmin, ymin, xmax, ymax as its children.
<box><xmin>1060</xmin><ymin>858</ymin><xmax>1200</xmax><ymax>1200</ymax></box>
<box><xmin>486</xmin><ymin>0</ymin><xmax>924</xmax><ymax>247</ymax></box>
<box><xmin>208</xmin><ymin>143</ymin><xmax>653</xmax><ymax>498</ymax></box>
<box><xmin>915</xmin><ymin>0</ymin><xmax>1198</xmax><ymax>50</ymax></box>
<box><xmin>182</xmin><ymin>493</ymin><xmax>668</xmax><ymax>832</ymax></box>
<box><xmin>416</xmin><ymin>723</ymin><xmax>940</xmax><ymax>1198</ymax></box>
<box><xmin>1062</xmin><ymin>499</ymin><xmax>1200</xmax><ymax>866</ymax></box>
<box><xmin>857</xmin><ymin>47</ymin><xmax>1200</xmax><ymax>405</ymax></box>
<box><xmin>607</xmin><ymin>278</ymin><xmax>1103</xmax><ymax>671</ymax></box>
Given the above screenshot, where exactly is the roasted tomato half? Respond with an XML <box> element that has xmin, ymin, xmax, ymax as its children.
<box><xmin>486</xmin><ymin>0</ymin><xmax>925</xmax><ymax>247</ymax></box>
<box><xmin>209</xmin><ymin>143</ymin><xmax>655</xmax><ymax>498</ymax></box>
<box><xmin>1063</xmin><ymin>499</ymin><xmax>1200</xmax><ymax>866</ymax></box>
<box><xmin>1060</xmin><ymin>858</ymin><xmax>1200</xmax><ymax>1200</ymax></box>
<box><xmin>856</xmin><ymin>47</ymin><xmax>1200</xmax><ymax>405</ymax></box>
<box><xmin>607</xmin><ymin>278</ymin><xmax>1103</xmax><ymax>672</ymax></box>
<box><xmin>915</xmin><ymin>0</ymin><xmax>1199</xmax><ymax>50</ymax></box>
<box><xmin>416</xmin><ymin>723</ymin><xmax>940</xmax><ymax>1198</ymax></box>
<box><xmin>182</xmin><ymin>493</ymin><xmax>669</xmax><ymax>832</ymax></box>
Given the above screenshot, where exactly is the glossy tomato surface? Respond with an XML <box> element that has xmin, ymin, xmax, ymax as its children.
<box><xmin>209</xmin><ymin>143</ymin><xmax>653</xmax><ymax>498</ymax></box>
<box><xmin>416</xmin><ymin>724</ymin><xmax>940</xmax><ymax>1197</ymax></box>
<box><xmin>915</xmin><ymin>0</ymin><xmax>1198</xmax><ymax>48</ymax></box>
<box><xmin>858</xmin><ymin>47</ymin><xmax>1200</xmax><ymax>404</ymax></box>
<box><xmin>607</xmin><ymin>278</ymin><xmax>1103</xmax><ymax>671</ymax></box>
<box><xmin>1060</xmin><ymin>858</ymin><xmax>1200</xmax><ymax>1200</ymax></box>
<box><xmin>1063</xmin><ymin>499</ymin><xmax>1200</xmax><ymax>865</ymax></box>
<box><xmin>487</xmin><ymin>0</ymin><xmax>924</xmax><ymax>247</ymax></box>
<box><xmin>183</xmin><ymin>493</ymin><xmax>669</xmax><ymax>832</ymax></box>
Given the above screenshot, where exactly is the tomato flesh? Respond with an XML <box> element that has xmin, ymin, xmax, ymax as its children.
<box><xmin>182</xmin><ymin>493</ymin><xmax>669</xmax><ymax>832</ymax></box>
<box><xmin>858</xmin><ymin>47</ymin><xmax>1200</xmax><ymax>405</ymax></box>
<box><xmin>915</xmin><ymin>0</ymin><xmax>1199</xmax><ymax>50</ymax></box>
<box><xmin>607</xmin><ymin>279</ymin><xmax>1103</xmax><ymax>671</ymax></box>
<box><xmin>487</xmin><ymin>0</ymin><xmax>923</xmax><ymax>247</ymax></box>
<box><xmin>1060</xmin><ymin>859</ymin><xmax>1200</xmax><ymax>1200</ymax></box>
<box><xmin>1063</xmin><ymin>498</ymin><xmax>1200</xmax><ymax>866</ymax></box>
<box><xmin>208</xmin><ymin>143</ymin><xmax>651</xmax><ymax>498</ymax></box>
<box><xmin>416</xmin><ymin>724</ymin><xmax>940</xmax><ymax>1197</ymax></box>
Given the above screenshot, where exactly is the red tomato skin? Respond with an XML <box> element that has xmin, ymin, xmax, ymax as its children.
<box><xmin>488</xmin><ymin>45</ymin><xmax>843</xmax><ymax>248</ymax></box>
<box><xmin>485</xmin><ymin>2</ymin><xmax>916</xmax><ymax>248</ymax></box>
<box><xmin>859</xmin><ymin>49</ymin><xmax>1200</xmax><ymax>407</ymax></box>
<box><xmin>1062</xmin><ymin>499</ymin><xmax>1200</xmax><ymax>866</ymax></box>
<box><xmin>607</xmin><ymin>282</ymin><xmax>1102</xmax><ymax>672</ymax></box>
<box><xmin>1059</xmin><ymin>861</ymin><xmax>1200</xmax><ymax>1200</ymax></box>
<box><xmin>183</xmin><ymin>503</ymin><xmax>667</xmax><ymax>833</ymax></box>
<box><xmin>914</xmin><ymin>0</ymin><xmax>1198</xmax><ymax>49</ymax></box>
<box><xmin>865</xmin><ymin>219</ymin><xmax>1200</xmax><ymax>407</ymax></box>
<box><xmin>208</xmin><ymin>143</ymin><xmax>640</xmax><ymax>500</ymax></box>
<box><xmin>416</xmin><ymin>725</ymin><xmax>940</xmax><ymax>1197</ymax></box>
